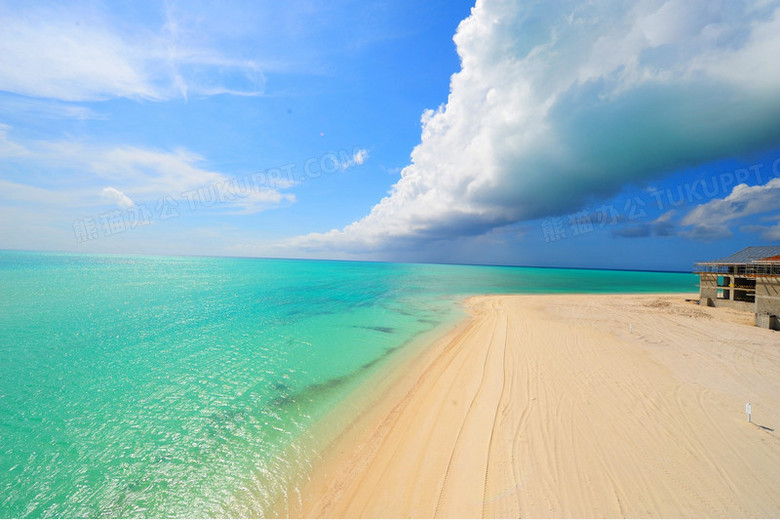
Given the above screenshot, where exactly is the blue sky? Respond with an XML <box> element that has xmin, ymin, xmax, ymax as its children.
<box><xmin>1</xmin><ymin>0</ymin><xmax>780</xmax><ymax>270</ymax></box>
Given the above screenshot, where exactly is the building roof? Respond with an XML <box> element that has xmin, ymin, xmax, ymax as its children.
<box><xmin>699</xmin><ymin>246</ymin><xmax>780</xmax><ymax>265</ymax></box>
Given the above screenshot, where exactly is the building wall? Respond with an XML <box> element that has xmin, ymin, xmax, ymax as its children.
<box><xmin>698</xmin><ymin>273</ymin><xmax>718</xmax><ymax>306</ymax></box>
<box><xmin>754</xmin><ymin>313</ymin><xmax>780</xmax><ymax>330</ymax></box>
<box><xmin>756</xmin><ymin>276</ymin><xmax>780</xmax><ymax>317</ymax></box>
<box><xmin>698</xmin><ymin>273</ymin><xmax>755</xmax><ymax>312</ymax></box>
<box><xmin>714</xmin><ymin>299</ymin><xmax>756</xmax><ymax>313</ymax></box>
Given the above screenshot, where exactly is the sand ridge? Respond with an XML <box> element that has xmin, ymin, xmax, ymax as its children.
<box><xmin>281</xmin><ymin>293</ymin><xmax>780</xmax><ymax>518</ymax></box>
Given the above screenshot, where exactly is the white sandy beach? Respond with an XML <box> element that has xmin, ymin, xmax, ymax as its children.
<box><xmin>278</xmin><ymin>293</ymin><xmax>780</xmax><ymax>518</ymax></box>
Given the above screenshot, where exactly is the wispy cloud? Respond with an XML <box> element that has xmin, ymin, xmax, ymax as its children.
<box><xmin>0</xmin><ymin>179</ymin><xmax>74</xmax><ymax>205</ymax></box>
<box><xmin>613</xmin><ymin>210</ymin><xmax>677</xmax><ymax>239</ymax></box>
<box><xmin>741</xmin><ymin>223</ymin><xmax>780</xmax><ymax>241</ymax></box>
<box><xmin>0</xmin><ymin>124</ymin><xmax>29</xmax><ymax>157</ymax></box>
<box><xmin>0</xmin><ymin>3</ymin><xmax>264</xmax><ymax>102</ymax></box>
<box><xmin>0</xmin><ymin>95</ymin><xmax>105</xmax><ymax>120</ymax></box>
<box><xmin>0</xmin><ymin>126</ymin><xmax>294</xmax><ymax>215</ymax></box>
<box><xmin>293</xmin><ymin>0</ymin><xmax>780</xmax><ymax>253</ymax></box>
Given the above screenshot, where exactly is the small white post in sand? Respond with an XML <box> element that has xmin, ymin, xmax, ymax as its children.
<box><xmin>746</xmin><ymin>402</ymin><xmax>751</xmax><ymax>423</ymax></box>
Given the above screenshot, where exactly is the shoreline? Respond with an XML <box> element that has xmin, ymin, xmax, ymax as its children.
<box><xmin>275</xmin><ymin>292</ymin><xmax>779</xmax><ymax>518</ymax></box>
<box><xmin>267</xmin><ymin>299</ymin><xmax>474</xmax><ymax>516</ymax></box>
<box><xmin>237</xmin><ymin>297</ymin><xmax>476</xmax><ymax>515</ymax></box>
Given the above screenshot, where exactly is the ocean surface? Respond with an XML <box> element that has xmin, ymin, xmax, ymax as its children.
<box><xmin>0</xmin><ymin>251</ymin><xmax>696</xmax><ymax>517</ymax></box>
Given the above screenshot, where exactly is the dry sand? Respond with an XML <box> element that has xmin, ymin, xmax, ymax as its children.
<box><xmin>281</xmin><ymin>293</ymin><xmax>780</xmax><ymax>518</ymax></box>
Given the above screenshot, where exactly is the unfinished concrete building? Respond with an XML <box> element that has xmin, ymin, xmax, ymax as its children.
<box><xmin>696</xmin><ymin>246</ymin><xmax>780</xmax><ymax>330</ymax></box>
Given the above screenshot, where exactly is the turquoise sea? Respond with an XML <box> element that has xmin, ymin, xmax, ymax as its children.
<box><xmin>0</xmin><ymin>251</ymin><xmax>696</xmax><ymax>517</ymax></box>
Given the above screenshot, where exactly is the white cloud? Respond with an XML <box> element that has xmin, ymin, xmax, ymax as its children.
<box><xmin>0</xmin><ymin>4</ymin><xmax>264</xmax><ymax>102</ymax></box>
<box><xmin>0</xmin><ymin>128</ymin><xmax>294</xmax><ymax>215</ymax></box>
<box><xmin>293</xmin><ymin>0</ymin><xmax>780</xmax><ymax>253</ymax></box>
<box><xmin>101</xmin><ymin>187</ymin><xmax>135</xmax><ymax>209</ymax></box>
<box><xmin>337</xmin><ymin>148</ymin><xmax>370</xmax><ymax>170</ymax></box>
<box><xmin>682</xmin><ymin>177</ymin><xmax>780</xmax><ymax>226</ymax></box>
<box><xmin>682</xmin><ymin>177</ymin><xmax>780</xmax><ymax>240</ymax></box>
<box><xmin>351</xmin><ymin>148</ymin><xmax>369</xmax><ymax>166</ymax></box>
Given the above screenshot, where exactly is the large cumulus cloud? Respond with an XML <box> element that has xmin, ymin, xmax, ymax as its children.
<box><xmin>293</xmin><ymin>0</ymin><xmax>780</xmax><ymax>252</ymax></box>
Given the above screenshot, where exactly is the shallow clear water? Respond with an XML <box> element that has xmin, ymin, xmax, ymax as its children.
<box><xmin>0</xmin><ymin>251</ymin><xmax>696</xmax><ymax>517</ymax></box>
